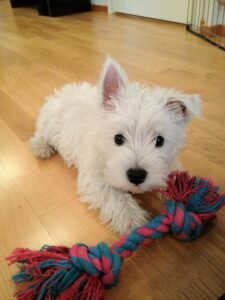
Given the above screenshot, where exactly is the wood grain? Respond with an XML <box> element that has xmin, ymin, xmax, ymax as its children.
<box><xmin>0</xmin><ymin>1</ymin><xmax>225</xmax><ymax>299</ymax></box>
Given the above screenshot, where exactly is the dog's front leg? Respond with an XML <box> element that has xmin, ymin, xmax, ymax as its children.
<box><xmin>78</xmin><ymin>172</ymin><xmax>149</xmax><ymax>234</ymax></box>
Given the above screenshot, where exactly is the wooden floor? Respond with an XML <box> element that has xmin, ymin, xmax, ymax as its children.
<box><xmin>0</xmin><ymin>1</ymin><xmax>225</xmax><ymax>299</ymax></box>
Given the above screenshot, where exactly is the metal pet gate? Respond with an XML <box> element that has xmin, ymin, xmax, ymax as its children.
<box><xmin>187</xmin><ymin>0</ymin><xmax>225</xmax><ymax>50</ymax></box>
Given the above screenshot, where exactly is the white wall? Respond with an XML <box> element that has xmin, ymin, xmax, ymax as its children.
<box><xmin>113</xmin><ymin>0</ymin><xmax>188</xmax><ymax>23</ymax></box>
<box><xmin>91</xmin><ymin>0</ymin><xmax>107</xmax><ymax>5</ymax></box>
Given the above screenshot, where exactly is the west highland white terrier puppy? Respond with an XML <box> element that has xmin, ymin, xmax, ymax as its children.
<box><xmin>31</xmin><ymin>58</ymin><xmax>201</xmax><ymax>234</ymax></box>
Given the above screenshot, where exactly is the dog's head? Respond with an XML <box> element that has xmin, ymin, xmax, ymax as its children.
<box><xmin>98</xmin><ymin>58</ymin><xmax>201</xmax><ymax>193</ymax></box>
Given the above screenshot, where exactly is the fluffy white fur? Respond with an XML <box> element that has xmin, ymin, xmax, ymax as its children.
<box><xmin>31</xmin><ymin>58</ymin><xmax>201</xmax><ymax>234</ymax></box>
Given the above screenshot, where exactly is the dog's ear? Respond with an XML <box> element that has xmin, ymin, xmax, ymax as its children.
<box><xmin>100</xmin><ymin>57</ymin><xmax>128</xmax><ymax>109</ymax></box>
<box><xmin>166</xmin><ymin>94</ymin><xmax>201</xmax><ymax>122</ymax></box>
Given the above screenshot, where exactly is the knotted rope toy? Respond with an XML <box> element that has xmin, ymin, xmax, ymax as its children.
<box><xmin>7</xmin><ymin>171</ymin><xmax>225</xmax><ymax>300</ymax></box>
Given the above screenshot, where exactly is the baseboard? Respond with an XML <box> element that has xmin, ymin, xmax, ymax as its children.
<box><xmin>91</xmin><ymin>4</ymin><xmax>107</xmax><ymax>12</ymax></box>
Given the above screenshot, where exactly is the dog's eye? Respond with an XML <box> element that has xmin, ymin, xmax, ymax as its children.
<box><xmin>114</xmin><ymin>134</ymin><xmax>125</xmax><ymax>146</ymax></box>
<box><xmin>155</xmin><ymin>136</ymin><xmax>164</xmax><ymax>147</ymax></box>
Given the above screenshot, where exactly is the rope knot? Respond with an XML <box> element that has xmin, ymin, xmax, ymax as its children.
<box><xmin>70</xmin><ymin>242</ymin><xmax>123</xmax><ymax>288</ymax></box>
<box><xmin>163</xmin><ymin>200</ymin><xmax>203</xmax><ymax>241</ymax></box>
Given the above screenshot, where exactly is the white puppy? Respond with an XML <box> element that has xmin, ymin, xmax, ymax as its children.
<box><xmin>31</xmin><ymin>58</ymin><xmax>201</xmax><ymax>234</ymax></box>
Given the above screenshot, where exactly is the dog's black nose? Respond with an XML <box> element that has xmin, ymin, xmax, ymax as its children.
<box><xmin>127</xmin><ymin>168</ymin><xmax>147</xmax><ymax>185</ymax></box>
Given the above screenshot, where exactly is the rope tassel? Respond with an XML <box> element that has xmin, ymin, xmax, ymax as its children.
<box><xmin>6</xmin><ymin>171</ymin><xmax>225</xmax><ymax>300</ymax></box>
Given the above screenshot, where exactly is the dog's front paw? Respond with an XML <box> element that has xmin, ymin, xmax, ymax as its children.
<box><xmin>109</xmin><ymin>194</ymin><xmax>150</xmax><ymax>235</ymax></box>
<box><xmin>122</xmin><ymin>208</ymin><xmax>150</xmax><ymax>234</ymax></box>
<box><xmin>31</xmin><ymin>136</ymin><xmax>55</xmax><ymax>159</ymax></box>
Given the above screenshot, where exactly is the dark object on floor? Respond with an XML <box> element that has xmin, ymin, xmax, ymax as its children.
<box><xmin>10</xmin><ymin>0</ymin><xmax>39</xmax><ymax>8</ymax></box>
<box><xmin>37</xmin><ymin>0</ymin><xmax>91</xmax><ymax>17</ymax></box>
<box><xmin>218</xmin><ymin>293</ymin><xmax>225</xmax><ymax>300</ymax></box>
<box><xmin>10</xmin><ymin>0</ymin><xmax>91</xmax><ymax>17</ymax></box>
